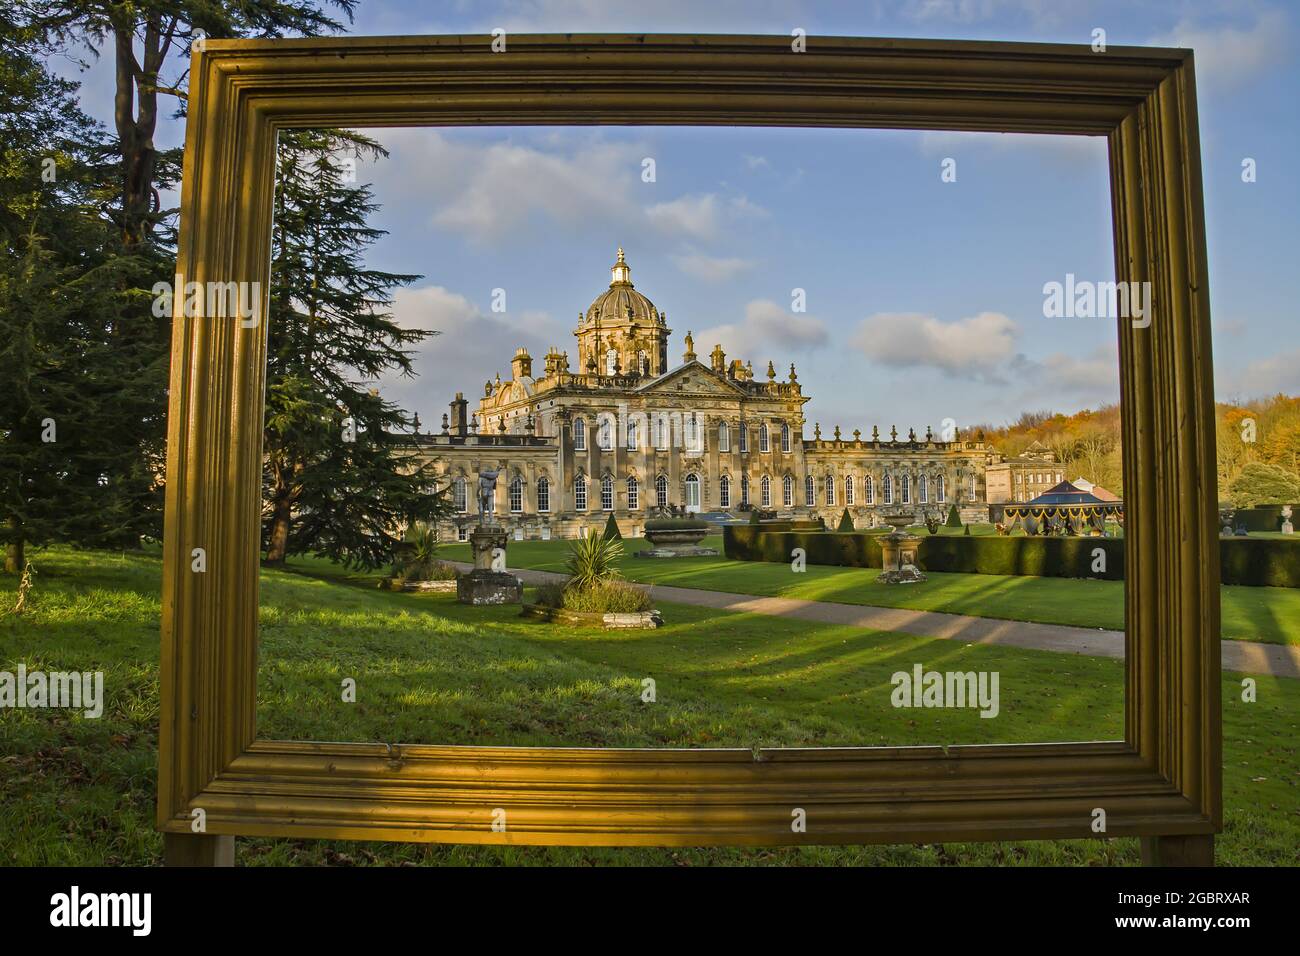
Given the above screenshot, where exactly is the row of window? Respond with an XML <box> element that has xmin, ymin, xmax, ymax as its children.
<box><xmin>573</xmin><ymin>417</ymin><xmax>793</xmax><ymax>453</ymax></box>
<box><xmin>451</xmin><ymin>470</ymin><xmax>977</xmax><ymax>513</ymax></box>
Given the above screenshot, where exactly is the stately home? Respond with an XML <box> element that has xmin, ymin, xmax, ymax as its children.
<box><xmin>407</xmin><ymin>249</ymin><xmax>1000</xmax><ymax>541</ymax></box>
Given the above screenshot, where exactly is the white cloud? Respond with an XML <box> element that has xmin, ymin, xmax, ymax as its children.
<box><xmin>696</xmin><ymin>298</ymin><xmax>829</xmax><ymax>359</ymax></box>
<box><xmin>1033</xmin><ymin>346</ymin><xmax>1120</xmax><ymax>398</ymax></box>
<box><xmin>743</xmin><ymin>154</ymin><xmax>770</xmax><ymax>170</ymax></box>
<box><xmin>644</xmin><ymin>194</ymin><xmax>721</xmax><ymax>240</ymax></box>
<box><xmin>1217</xmin><ymin>349</ymin><xmax>1300</xmax><ymax>398</ymax></box>
<box><xmin>671</xmin><ymin>253</ymin><xmax>756</xmax><ymax>282</ymax></box>
<box><xmin>852</xmin><ymin>311</ymin><xmax>1020</xmax><ymax>379</ymax></box>
<box><xmin>370</xmin><ymin>285</ymin><xmax>566</xmax><ymax>424</ymax></box>
<box><xmin>1148</xmin><ymin>10</ymin><xmax>1289</xmax><ymax>89</ymax></box>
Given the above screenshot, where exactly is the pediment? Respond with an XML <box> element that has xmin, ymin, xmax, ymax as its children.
<box><xmin>635</xmin><ymin>361</ymin><xmax>746</xmax><ymax>397</ymax></box>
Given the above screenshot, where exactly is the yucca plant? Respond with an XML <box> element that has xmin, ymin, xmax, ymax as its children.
<box><xmin>399</xmin><ymin>521</ymin><xmax>440</xmax><ymax>581</ymax></box>
<box><xmin>565</xmin><ymin>529</ymin><xmax>624</xmax><ymax>592</ymax></box>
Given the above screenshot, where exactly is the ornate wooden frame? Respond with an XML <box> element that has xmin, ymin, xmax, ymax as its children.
<box><xmin>159</xmin><ymin>34</ymin><xmax>1220</xmax><ymax>862</ymax></box>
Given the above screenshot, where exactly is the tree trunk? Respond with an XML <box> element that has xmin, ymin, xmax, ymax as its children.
<box><xmin>264</xmin><ymin>494</ymin><xmax>293</xmax><ymax>565</ymax></box>
<box><xmin>4</xmin><ymin>519</ymin><xmax>23</xmax><ymax>575</ymax></box>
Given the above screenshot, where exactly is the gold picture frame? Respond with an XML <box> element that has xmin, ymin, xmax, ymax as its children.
<box><xmin>158</xmin><ymin>33</ymin><xmax>1220</xmax><ymax>865</ymax></box>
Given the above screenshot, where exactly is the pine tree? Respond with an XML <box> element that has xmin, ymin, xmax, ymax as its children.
<box><xmin>262</xmin><ymin>128</ymin><xmax>446</xmax><ymax>570</ymax></box>
<box><xmin>603</xmin><ymin>513</ymin><xmax>622</xmax><ymax>541</ymax></box>
<box><xmin>837</xmin><ymin>508</ymin><xmax>854</xmax><ymax>532</ymax></box>
<box><xmin>945</xmin><ymin>503</ymin><xmax>962</xmax><ymax>527</ymax></box>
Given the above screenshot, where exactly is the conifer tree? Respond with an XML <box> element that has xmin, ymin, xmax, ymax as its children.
<box><xmin>262</xmin><ymin>128</ymin><xmax>446</xmax><ymax>570</ymax></box>
<box><xmin>0</xmin><ymin>48</ymin><xmax>161</xmax><ymax>570</ymax></box>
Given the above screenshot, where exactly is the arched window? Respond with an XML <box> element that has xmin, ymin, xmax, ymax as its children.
<box><xmin>902</xmin><ymin>474</ymin><xmax>912</xmax><ymax>504</ymax></box>
<box><xmin>919</xmin><ymin>474</ymin><xmax>928</xmax><ymax>504</ymax></box>
<box><xmin>685</xmin><ymin>473</ymin><xmax>701</xmax><ymax>511</ymax></box>
<box><xmin>573</xmin><ymin>417</ymin><xmax>587</xmax><ymax>451</ymax></box>
<box><xmin>760</xmin><ymin>475</ymin><xmax>771</xmax><ymax>507</ymax></box>
<box><xmin>655</xmin><ymin>415</ymin><xmax>668</xmax><ymax>450</ymax></box>
<box><xmin>845</xmin><ymin>475</ymin><xmax>855</xmax><ymax>506</ymax></box>
<box><xmin>738</xmin><ymin>423</ymin><xmax>748</xmax><ymax>453</ymax></box>
<box><xmin>453</xmin><ymin>476</ymin><xmax>467</xmax><ymax>513</ymax></box>
<box><xmin>574</xmin><ymin>473</ymin><xmax>588</xmax><ymax>511</ymax></box>
<box><xmin>741</xmin><ymin>474</ymin><xmax>750</xmax><ymax>506</ymax></box>
<box><xmin>805</xmin><ymin>475</ymin><xmax>815</xmax><ymax>506</ymax></box>
<box><xmin>937</xmin><ymin>474</ymin><xmax>945</xmax><ymax>503</ymax></box>
<box><xmin>509</xmin><ymin>476</ymin><xmax>523</xmax><ymax>513</ymax></box>
<box><xmin>824</xmin><ymin>473</ymin><xmax>835</xmax><ymax>506</ymax></box>
<box><xmin>684</xmin><ymin>415</ymin><xmax>701</xmax><ymax>453</ymax></box>
<box><xmin>781</xmin><ymin>422</ymin><xmax>791</xmax><ymax>453</ymax></box>
<box><xmin>759</xmin><ymin>423</ymin><xmax>770</xmax><ymax>452</ymax></box>
<box><xmin>605</xmin><ymin>347</ymin><xmax>618</xmax><ymax>375</ymax></box>
<box><xmin>969</xmin><ymin>474</ymin><xmax>977</xmax><ymax>501</ymax></box>
<box><xmin>626</xmin><ymin>418</ymin><xmax>639</xmax><ymax>450</ymax></box>
<box><xmin>883</xmin><ymin>473</ymin><xmax>893</xmax><ymax>505</ymax></box>
<box><xmin>718</xmin><ymin>421</ymin><xmax>730</xmax><ymax>452</ymax></box>
<box><xmin>601</xmin><ymin>474</ymin><xmax>614</xmax><ymax>511</ymax></box>
<box><xmin>637</xmin><ymin>349</ymin><xmax>648</xmax><ymax>375</ymax></box>
<box><xmin>719</xmin><ymin>475</ymin><xmax>731</xmax><ymax>509</ymax></box>
<box><xmin>627</xmin><ymin>476</ymin><xmax>639</xmax><ymax>510</ymax></box>
<box><xmin>655</xmin><ymin>474</ymin><xmax>668</xmax><ymax>509</ymax></box>
<box><xmin>598</xmin><ymin>415</ymin><xmax>613</xmax><ymax>450</ymax></box>
<box><xmin>865</xmin><ymin>475</ymin><xmax>874</xmax><ymax>504</ymax></box>
<box><xmin>782</xmin><ymin>474</ymin><xmax>794</xmax><ymax>507</ymax></box>
<box><xmin>537</xmin><ymin>476</ymin><xmax>550</xmax><ymax>513</ymax></box>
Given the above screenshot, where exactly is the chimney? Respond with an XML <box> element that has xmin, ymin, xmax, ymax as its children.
<box><xmin>711</xmin><ymin>343</ymin><xmax>726</xmax><ymax>374</ymax></box>
<box><xmin>449</xmin><ymin>392</ymin><xmax>469</xmax><ymax>437</ymax></box>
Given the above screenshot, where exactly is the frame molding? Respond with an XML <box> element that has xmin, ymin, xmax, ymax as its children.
<box><xmin>159</xmin><ymin>34</ymin><xmax>1221</xmax><ymax>852</ymax></box>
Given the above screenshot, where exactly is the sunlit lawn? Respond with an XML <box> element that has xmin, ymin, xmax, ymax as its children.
<box><xmin>438</xmin><ymin>534</ymin><xmax>1300</xmax><ymax>645</ymax></box>
<box><xmin>1</xmin><ymin>546</ymin><xmax>1297</xmax><ymax>866</ymax></box>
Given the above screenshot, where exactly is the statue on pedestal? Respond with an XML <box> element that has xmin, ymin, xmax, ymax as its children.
<box><xmin>477</xmin><ymin>465</ymin><xmax>503</xmax><ymax>526</ymax></box>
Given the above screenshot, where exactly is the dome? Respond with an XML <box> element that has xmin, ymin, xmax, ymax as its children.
<box><xmin>582</xmin><ymin>248</ymin><xmax>663</xmax><ymax>328</ymax></box>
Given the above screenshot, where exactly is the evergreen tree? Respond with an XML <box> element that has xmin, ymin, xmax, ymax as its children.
<box><xmin>262</xmin><ymin>128</ymin><xmax>446</xmax><ymax>570</ymax></box>
<box><xmin>837</xmin><ymin>508</ymin><xmax>854</xmax><ymax>532</ymax></box>
<box><xmin>1228</xmin><ymin>462</ymin><xmax>1300</xmax><ymax>508</ymax></box>
<box><xmin>602</xmin><ymin>512</ymin><xmax>622</xmax><ymax>541</ymax></box>
<box><xmin>945</xmin><ymin>503</ymin><xmax>962</xmax><ymax>527</ymax></box>
<box><xmin>0</xmin><ymin>48</ymin><xmax>162</xmax><ymax>571</ymax></box>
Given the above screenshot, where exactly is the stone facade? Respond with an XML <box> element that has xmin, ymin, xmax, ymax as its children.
<box><xmin>983</xmin><ymin>440</ymin><xmax>1065</xmax><ymax>505</ymax></box>
<box><xmin>406</xmin><ymin>249</ymin><xmax>1002</xmax><ymax>541</ymax></box>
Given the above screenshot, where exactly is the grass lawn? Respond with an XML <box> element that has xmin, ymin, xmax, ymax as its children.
<box><xmin>1</xmin><ymin>546</ymin><xmax>1297</xmax><ymax>866</ymax></box>
<box><xmin>438</xmin><ymin>535</ymin><xmax>1300</xmax><ymax>646</ymax></box>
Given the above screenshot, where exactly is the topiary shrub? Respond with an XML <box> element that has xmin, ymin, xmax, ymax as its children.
<box><xmin>945</xmin><ymin>503</ymin><xmax>962</xmax><ymax>528</ymax></box>
<box><xmin>837</xmin><ymin>509</ymin><xmax>854</xmax><ymax>532</ymax></box>
<box><xmin>603</xmin><ymin>512</ymin><xmax>622</xmax><ymax>540</ymax></box>
<box><xmin>964</xmin><ymin>523</ymin><xmax>971</xmax><ymax>536</ymax></box>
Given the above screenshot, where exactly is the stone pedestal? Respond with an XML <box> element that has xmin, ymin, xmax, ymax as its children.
<box><xmin>878</xmin><ymin>517</ymin><xmax>927</xmax><ymax>584</ymax></box>
<box><xmin>638</xmin><ymin>526</ymin><xmax>718</xmax><ymax>559</ymax></box>
<box><xmin>457</xmin><ymin>526</ymin><xmax>522</xmax><ymax>605</ymax></box>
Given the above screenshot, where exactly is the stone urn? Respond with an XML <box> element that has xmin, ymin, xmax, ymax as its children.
<box><xmin>639</xmin><ymin>523</ymin><xmax>718</xmax><ymax>558</ymax></box>
<box><xmin>878</xmin><ymin>514</ymin><xmax>927</xmax><ymax>584</ymax></box>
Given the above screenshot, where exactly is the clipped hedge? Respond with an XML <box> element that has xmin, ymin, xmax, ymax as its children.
<box><xmin>724</xmin><ymin>526</ymin><xmax>1299</xmax><ymax>587</ymax></box>
<box><xmin>1232</xmin><ymin>506</ymin><xmax>1298</xmax><ymax>533</ymax></box>
<box><xmin>1220</xmin><ymin>537</ymin><xmax>1300</xmax><ymax>587</ymax></box>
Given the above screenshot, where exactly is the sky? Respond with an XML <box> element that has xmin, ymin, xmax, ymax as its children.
<box><xmin>46</xmin><ymin>0</ymin><xmax>1300</xmax><ymax>436</ymax></box>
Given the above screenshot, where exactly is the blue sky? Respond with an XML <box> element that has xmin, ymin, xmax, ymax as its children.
<box><xmin>49</xmin><ymin>1</ymin><xmax>1299</xmax><ymax>435</ymax></box>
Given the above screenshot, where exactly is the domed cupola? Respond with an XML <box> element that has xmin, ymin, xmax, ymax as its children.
<box><xmin>582</xmin><ymin>247</ymin><xmax>664</xmax><ymax>329</ymax></box>
<box><xmin>575</xmin><ymin>247</ymin><xmax>672</xmax><ymax>377</ymax></box>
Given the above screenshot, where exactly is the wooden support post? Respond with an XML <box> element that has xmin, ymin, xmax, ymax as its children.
<box><xmin>164</xmin><ymin>833</ymin><xmax>235</xmax><ymax>867</ymax></box>
<box><xmin>1140</xmin><ymin>834</ymin><xmax>1214</xmax><ymax>866</ymax></box>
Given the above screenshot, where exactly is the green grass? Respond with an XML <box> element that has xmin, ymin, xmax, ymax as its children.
<box><xmin>439</xmin><ymin>535</ymin><xmax>1300</xmax><ymax>646</ymax></box>
<box><xmin>1</xmin><ymin>546</ymin><xmax>1297</xmax><ymax>866</ymax></box>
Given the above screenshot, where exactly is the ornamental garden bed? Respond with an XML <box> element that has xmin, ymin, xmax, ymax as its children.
<box><xmin>521</xmin><ymin>603</ymin><xmax>663</xmax><ymax>629</ymax></box>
